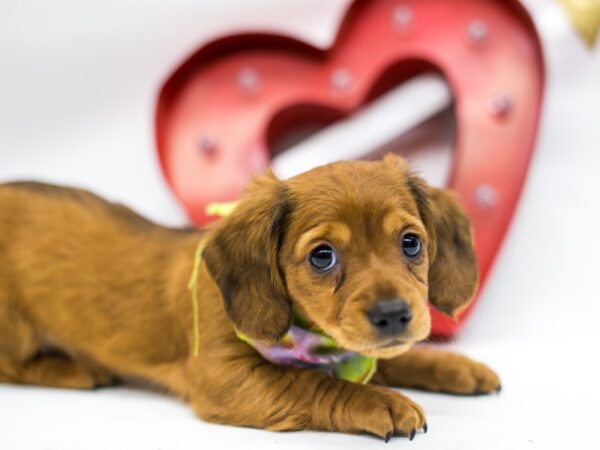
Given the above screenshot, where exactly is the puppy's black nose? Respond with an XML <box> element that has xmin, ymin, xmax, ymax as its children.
<box><xmin>367</xmin><ymin>300</ymin><xmax>412</xmax><ymax>336</ymax></box>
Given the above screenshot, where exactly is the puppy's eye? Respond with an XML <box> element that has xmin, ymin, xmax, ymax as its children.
<box><xmin>401</xmin><ymin>234</ymin><xmax>422</xmax><ymax>258</ymax></box>
<box><xmin>308</xmin><ymin>245</ymin><xmax>337</xmax><ymax>272</ymax></box>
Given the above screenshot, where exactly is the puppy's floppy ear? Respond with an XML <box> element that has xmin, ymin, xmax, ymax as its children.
<box><xmin>202</xmin><ymin>171</ymin><xmax>292</xmax><ymax>343</ymax></box>
<box><xmin>406</xmin><ymin>174</ymin><xmax>479</xmax><ymax>318</ymax></box>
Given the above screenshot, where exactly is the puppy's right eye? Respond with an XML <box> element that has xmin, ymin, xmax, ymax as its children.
<box><xmin>308</xmin><ymin>245</ymin><xmax>337</xmax><ymax>272</ymax></box>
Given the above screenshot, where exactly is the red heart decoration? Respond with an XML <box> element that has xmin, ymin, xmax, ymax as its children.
<box><xmin>155</xmin><ymin>0</ymin><xmax>544</xmax><ymax>337</ymax></box>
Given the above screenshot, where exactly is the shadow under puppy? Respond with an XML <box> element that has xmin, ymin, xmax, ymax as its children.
<box><xmin>0</xmin><ymin>155</ymin><xmax>499</xmax><ymax>441</ymax></box>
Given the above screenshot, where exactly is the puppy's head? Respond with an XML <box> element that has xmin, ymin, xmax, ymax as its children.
<box><xmin>203</xmin><ymin>155</ymin><xmax>478</xmax><ymax>358</ymax></box>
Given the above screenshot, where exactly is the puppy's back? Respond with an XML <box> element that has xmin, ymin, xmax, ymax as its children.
<box><xmin>0</xmin><ymin>181</ymin><xmax>156</xmax><ymax>234</ymax></box>
<box><xmin>0</xmin><ymin>181</ymin><xmax>198</xmax><ymax>367</ymax></box>
<box><xmin>0</xmin><ymin>181</ymin><xmax>166</xmax><ymax>299</ymax></box>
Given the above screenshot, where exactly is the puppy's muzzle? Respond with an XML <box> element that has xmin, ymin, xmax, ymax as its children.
<box><xmin>367</xmin><ymin>300</ymin><xmax>412</xmax><ymax>337</ymax></box>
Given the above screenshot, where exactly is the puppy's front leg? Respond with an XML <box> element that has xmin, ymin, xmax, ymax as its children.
<box><xmin>373</xmin><ymin>347</ymin><xmax>501</xmax><ymax>395</ymax></box>
<box><xmin>189</xmin><ymin>353</ymin><xmax>426</xmax><ymax>440</ymax></box>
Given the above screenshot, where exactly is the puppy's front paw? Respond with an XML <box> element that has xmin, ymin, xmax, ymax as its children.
<box><xmin>342</xmin><ymin>384</ymin><xmax>426</xmax><ymax>441</ymax></box>
<box><xmin>430</xmin><ymin>354</ymin><xmax>501</xmax><ymax>395</ymax></box>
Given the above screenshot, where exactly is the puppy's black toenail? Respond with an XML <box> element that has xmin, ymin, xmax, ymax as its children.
<box><xmin>423</xmin><ymin>423</ymin><xmax>428</xmax><ymax>433</ymax></box>
<box><xmin>385</xmin><ymin>432</ymin><xmax>392</xmax><ymax>443</ymax></box>
<box><xmin>497</xmin><ymin>384</ymin><xmax>502</xmax><ymax>393</ymax></box>
<box><xmin>409</xmin><ymin>429</ymin><xmax>416</xmax><ymax>440</ymax></box>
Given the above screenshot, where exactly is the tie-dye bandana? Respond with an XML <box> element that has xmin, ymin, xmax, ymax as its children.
<box><xmin>236</xmin><ymin>325</ymin><xmax>377</xmax><ymax>384</ymax></box>
<box><xmin>203</xmin><ymin>202</ymin><xmax>378</xmax><ymax>384</ymax></box>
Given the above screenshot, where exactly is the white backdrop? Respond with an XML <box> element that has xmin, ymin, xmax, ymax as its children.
<box><xmin>1</xmin><ymin>1</ymin><xmax>600</xmax><ymax>449</ymax></box>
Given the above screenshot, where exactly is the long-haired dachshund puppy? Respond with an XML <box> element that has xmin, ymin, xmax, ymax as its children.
<box><xmin>0</xmin><ymin>155</ymin><xmax>499</xmax><ymax>441</ymax></box>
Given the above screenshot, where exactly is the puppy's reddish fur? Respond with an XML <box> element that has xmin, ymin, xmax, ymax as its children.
<box><xmin>0</xmin><ymin>156</ymin><xmax>499</xmax><ymax>439</ymax></box>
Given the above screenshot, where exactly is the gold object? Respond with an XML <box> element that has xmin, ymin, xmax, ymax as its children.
<box><xmin>559</xmin><ymin>0</ymin><xmax>600</xmax><ymax>48</ymax></box>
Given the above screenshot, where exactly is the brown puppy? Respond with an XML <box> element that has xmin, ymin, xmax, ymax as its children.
<box><xmin>0</xmin><ymin>155</ymin><xmax>499</xmax><ymax>440</ymax></box>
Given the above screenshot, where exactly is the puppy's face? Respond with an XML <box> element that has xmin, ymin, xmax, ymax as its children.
<box><xmin>203</xmin><ymin>156</ymin><xmax>478</xmax><ymax>359</ymax></box>
<box><xmin>280</xmin><ymin>162</ymin><xmax>432</xmax><ymax>358</ymax></box>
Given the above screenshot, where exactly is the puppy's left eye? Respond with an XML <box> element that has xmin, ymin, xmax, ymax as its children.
<box><xmin>401</xmin><ymin>234</ymin><xmax>422</xmax><ymax>258</ymax></box>
<box><xmin>308</xmin><ymin>245</ymin><xmax>337</xmax><ymax>272</ymax></box>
